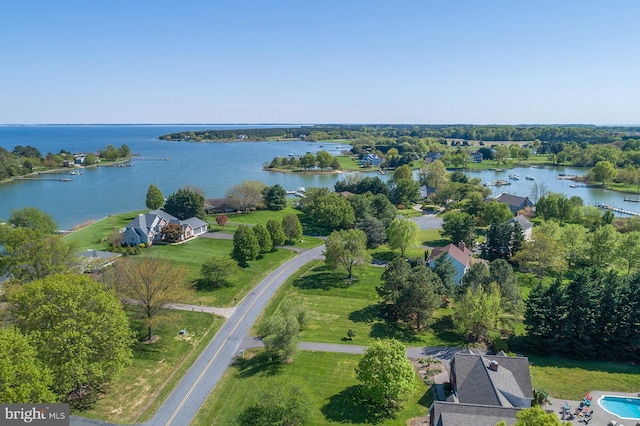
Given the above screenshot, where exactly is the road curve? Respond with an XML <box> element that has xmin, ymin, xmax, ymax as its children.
<box><xmin>147</xmin><ymin>245</ymin><xmax>325</xmax><ymax>426</ymax></box>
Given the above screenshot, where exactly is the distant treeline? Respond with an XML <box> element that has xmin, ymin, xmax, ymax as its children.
<box><xmin>160</xmin><ymin>125</ymin><xmax>640</xmax><ymax>144</ymax></box>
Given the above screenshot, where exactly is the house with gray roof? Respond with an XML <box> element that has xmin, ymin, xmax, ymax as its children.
<box><xmin>506</xmin><ymin>214</ymin><xmax>533</xmax><ymax>241</ymax></box>
<box><xmin>494</xmin><ymin>193</ymin><xmax>533</xmax><ymax>213</ymax></box>
<box><xmin>429</xmin><ymin>351</ymin><xmax>534</xmax><ymax>426</ymax></box>
<box><xmin>121</xmin><ymin>209</ymin><xmax>207</xmax><ymax>246</ymax></box>
<box><xmin>76</xmin><ymin>249</ymin><xmax>122</xmax><ymax>273</ymax></box>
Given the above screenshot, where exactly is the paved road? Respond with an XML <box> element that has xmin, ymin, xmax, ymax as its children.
<box><xmin>146</xmin><ymin>245</ymin><xmax>325</xmax><ymax>426</ymax></box>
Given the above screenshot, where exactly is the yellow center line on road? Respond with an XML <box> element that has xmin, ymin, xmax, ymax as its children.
<box><xmin>164</xmin><ymin>257</ymin><xmax>304</xmax><ymax>426</ymax></box>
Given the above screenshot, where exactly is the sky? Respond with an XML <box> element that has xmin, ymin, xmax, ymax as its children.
<box><xmin>1</xmin><ymin>1</ymin><xmax>639</xmax><ymax>125</ymax></box>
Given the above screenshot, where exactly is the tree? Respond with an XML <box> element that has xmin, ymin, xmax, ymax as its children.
<box><xmin>484</xmin><ymin>221</ymin><xmax>524</xmax><ymax>261</ymax></box>
<box><xmin>282</xmin><ymin>214</ymin><xmax>303</xmax><ymax>243</ymax></box>
<box><xmin>227</xmin><ymin>180</ymin><xmax>266</xmax><ymax>211</ymax></box>
<box><xmin>392</xmin><ymin>164</ymin><xmax>413</xmax><ymax>181</ymax></box>
<box><xmin>502</xmin><ymin>405</ymin><xmax>570</xmax><ymax>426</ymax></box>
<box><xmin>386</xmin><ymin>218</ymin><xmax>419</xmax><ymax>257</ymax></box>
<box><xmin>357</xmin><ymin>216</ymin><xmax>387</xmax><ymax>248</ymax></box>
<box><xmin>586</xmin><ymin>224</ymin><xmax>618</xmax><ymax>268</ymax></box>
<box><xmin>105</xmin><ymin>257</ymin><xmax>189</xmax><ymax>341</ymax></box>
<box><xmin>216</xmin><ymin>214</ymin><xmax>228</xmax><ymax>229</ymax></box>
<box><xmin>453</xmin><ymin>284</ymin><xmax>502</xmax><ymax>342</ymax></box>
<box><xmin>7</xmin><ymin>274</ymin><xmax>132</xmax><ymax>398</ymax></box>
<box><xmin>163</xmin><ymin>188</ymin><xmax>205</xmax><ymax>220</ymax></box>
<box><xmin>232</xmin><ymin>225</ymin><xmax>260</xmax><ymax>266</ymax></box>
<box><xmin>83</xmin><ymin>152</ymin><xmax>97</xmax><ymax>165</ymax></box>
<box><xmin>0</xmin><ymin>327</ymin><xmax>56</xmax><ymax>403</ymax></box>
<box><xmin>589</xmin><ymin>160</ymin><xmax>616</xmax><ymax>187</ymax></box>
<box><xmin>0</xmin><ymin>228</ymin><xmax>77</xmax><ymax>282</ymax></box>
<box><xmin>390</xmin><ymin>178</ymin><xmax>420</xmax><ymax>206</ymax></box>
<box><xmin>300</xmin><ymin>152</ymin><xmax>316</xmax><ymax>169</ymax></box>
<box><xmin>441</xmin><ymin>211</ymin><xmax>476</xmax><ymax>247</ymax></box>
<box><xmin>160</xmin><ymin>222</ymin><xmax>183</xmax><ymax>243</ymax></box>
<box><xmin>490</xmin><ymin>259</ymin><xmax>523</xmax><ymax>314</ymax></box>
<box><xmin>261</xmin><ymin>184</ymin><xmax>287</xmax><ymax>210</ymax></box>
<box><xmin>395</xmin><ymin>266</ymin><xmax>441</xmax><ymax>331</ymax></box>
<box><xmin>266</xmin><ymin>219</ymin><xmax>286</xmax><ymax>248</ymax></box>
<box><xmin>432</xmin><ymin>254</ymin><xmax>457</xmax><ymax>295</ymax></box>
<box><xmin>324</xmin><ymin>229</ymin><xmax>371</xmax><ymax>280</ymax></box>
<box><xmin>145</xmin><ymin>184</ymin><xmax>164</xmax><ymax>210</ymax></box>
<box><xmin>257</xmin><ymin>300</ymin><xmax>308</xmax><ymax>362</ymax></box>
<box><xmin>198</xmin><ymin>256</ymin><xmax>239</xmax><ymax>289</ymax></box>
<box><xmin>370</xmin><ymin>193</ymin><xmax>397</xmax><ymax>226</ymax></box>
<box><xmin>253</xmin><ymin>224</ymin><xmax>273</xmax><ymax>254</ymax></box>
<box><xmin>480</xmin><ymin>201</ymin><xmax>513</xmax><ymax>226</ymax></box>
<box><xmin>237</xmin><ymin>381</ymin><xmax>311</xmax><ymax>426</ymax></box>
<box><xmin>8</xmin><ymin>207</ymin><xmax>58</xmax><ymax>233</ymax></box>
<box><xmin>356</xmin><ymin>339</ymin><xmax>415</xmax><ymax>409</ymax></box>
<box><xmin>305</xmin><ymin>192</ymin><xmax>356</xmax><ymax>231</ymax></box>
<box><xmin>512</xmin><ymin>231</ymin><xmax>566</xmax><ymax>278</ymax></box>
<box><xmin>616</xmin><ymin>231</ymin><xmax>640</xmax><ymax>273</ymax></box>
<box><xmin>315</xmin><ymin>150</ymin><xmax>333</xmax><ymax>169</ymax></box>
<box><xmin>419</xmin><ymin>159</ymin><xmax>449</xmax><ymax>191</ymax></box>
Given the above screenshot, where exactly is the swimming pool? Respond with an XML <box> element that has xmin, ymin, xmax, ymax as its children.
<box><xmin>598</xmin><ymin>395</ymin><xmax>640</xmax><ymax>420</ymax></box>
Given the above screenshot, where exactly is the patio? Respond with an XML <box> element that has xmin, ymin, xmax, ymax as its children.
<box><xmin>546</xmin><ymin>391</ymin><xmax>640</xmax><ymax>426</ymax></box>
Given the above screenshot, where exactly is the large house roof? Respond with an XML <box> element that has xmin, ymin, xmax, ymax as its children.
<box><xmin>182</xmin><ymin>217</ymin><xmax>207</xmax><ymax>229</ymax></box>
<box><xmin>495</xmin><ymin>193</ymin><xmax>531</xmax><ymax>208</ymax></box>
<box><xmin>428</xmin><ymin>243</ymin><xmax>473</xmax><ymax>268</ymax></box>
<box><xmin>430</xmin><ymin>401</ymin><xmax>520</xmax><ymax>426</ymax></box>
<box><xmin>452</xmin><ymin>352</ymin><xmax>533</xmax><ymax>408</ymax></box>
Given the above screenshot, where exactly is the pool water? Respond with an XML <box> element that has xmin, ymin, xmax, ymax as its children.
<box><xmin>598</xmin><ymin>395</ymin><xmax>640</xmax><ymax>420</ymax></box>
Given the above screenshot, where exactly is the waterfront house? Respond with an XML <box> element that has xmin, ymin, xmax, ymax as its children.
<box><xmin>494</xmin><ymin>193</ymin><xmax>533</xmax><ymax>213</ymax></box>
<box><xmin>122</xmin><ymin>209</ymin><xmax>207</xmax><ymax>246</ymax></box>
<box><xmin>205</xmin><ymin>198</ymin><xmax>235</xmax><ymax>214</ymax></box>
<box><xmin>76</xmin><ymin>249</ymin><xmax>122</xmax><ymax>273</ymax></box>
<box><xmin>424</xmin><ymin>152</ymin><xmax>443</xmax><ymax>164</ymax></box>
<box><xmin>470</xmin><ymin>151</ymin><xmax>483</xmax><ymax>163</ymax></box>
<box><xmin>427</xmin><ymin>242</ymin><xmax>474</xmax><ymax>285</ymax></box>
<box><xmin>359</xmin><ymin>153</ymin><xmax>383</xmax><ymax>167</ymax></box>
<box><xmin>429</xmin><ymin>351</ymin><xmax>534</xmax><ymax>426</ymax></box>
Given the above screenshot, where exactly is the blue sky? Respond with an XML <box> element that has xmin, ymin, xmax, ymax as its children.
<box><xmin>1</xmin><ymin>1</ymin><xmax>639</xmax><ymax>125</ymax></box>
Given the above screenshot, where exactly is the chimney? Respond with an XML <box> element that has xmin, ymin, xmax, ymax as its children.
<box><xmin>458</xmin><ymin>241</ymin><xmax>466</xmax><ymax>251</ymax></box>
<box><xmin>488</xmin><ymin>360</ymin><xmax>499</xmax><ymax>371</ymax></box>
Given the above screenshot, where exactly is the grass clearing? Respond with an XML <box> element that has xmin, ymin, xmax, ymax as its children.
<box><xmin>260</xmin><ymin>261</ymin><xmax>466</xmax><ymax>347</ymax></box>
<box><xmin>193</xmin><ymin>350</ymin><xmax>430</xmax><ymax>426</ymax></box>
<box><xmin>64</xmin><ymin>210</ymin><xmax>147</xmax><ymax>251</ymax></box>
<box><xmin>79</xmin><ymin>309</ymin><xmax>223</xmax><ymax>424</ymax></box>
<box><xmin>529</xmin><ymin>355</ymin><xmax>640</xmax><ymax>400</ymax></box>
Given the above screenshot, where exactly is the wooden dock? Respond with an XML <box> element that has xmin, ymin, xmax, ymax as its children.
<box><xmin>15</xmin><ymin>177</ymin><xmax>72</xmax><ymax>182</ymax></box>
<box><xmin>595</xmin><ymin>203</ymin><xmax>640</xmax><ymax>216</ymax></box>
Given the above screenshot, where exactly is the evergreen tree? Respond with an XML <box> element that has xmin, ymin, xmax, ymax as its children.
<box><xmin>266</xmin><ymin>219</ymin><xmax>286</xmax><ymax>248</ymax></box>
<box><xmin>145</xmin><ymin>184</ymin><xmax>164</xmax><ymax>210</ymax></box>
<box><xmin>253</xmin><ymin>224</ymin><xmax>273</xmax><ymax>254</ymax></box>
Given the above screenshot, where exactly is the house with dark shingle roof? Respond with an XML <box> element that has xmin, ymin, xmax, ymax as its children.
<box><xmin>121</xmin><ymin>209</ymin><xmax>207</xmax><ymax>246</ymax></box>
<box><xmin>494</xmin><ymin>193</ymin><xmax>533</xmax><ymax>213</ymax></box>
<box><xmin>427</xmin><ymin>242</ymin><xmax>474</xmax><ymax>285</ymax></box>
<box><xmin>429</xmin><ymin>351</ymin><xmax>534</xmax><ymax>426</ymax></box>
<box><xmin>424</xmin><ymin>152</ymin><xmax>443</xmax><ymax>164</ymax></box>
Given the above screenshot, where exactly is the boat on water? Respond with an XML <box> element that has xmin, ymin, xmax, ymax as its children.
<box><xmin>508</xmin><ymin>173</ymin><xmax>520</xmax><ymax>180</ymax></box>
<box><xmin>69</xmin><ymin>170</ymin><xmax>81</xmax><ymax>175</ymax></box>
<box><xmin>378</xmin><ymin>170</ymin><xmax>386</xmax><ymax>175</ymax></box>
<box><xmin>495</xmin><ymin>168</ymin><xmax>505</xmax><ymax>172</ymax></box>
<box><xmin>525</xmin><ymin>175</ymin><xmax>534</xmax><ymax>180</ymax></box>
<box><xmin>569</xmin><ymin>184</ymin><xmax>578</xmax><ymax>188</ymax></box>
<box><xmin>495</xmin><ymin>179</ymin><xmax>511</xmax><ymax>186</ymax></box>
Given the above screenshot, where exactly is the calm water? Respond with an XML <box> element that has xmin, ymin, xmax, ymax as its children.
<box><xmin>0</xmin><ymin>125</ymin><xmax>353</xmax><ymax>229</ymax></box>
<box><xmin>0</xmin><ymin>125</ymin><xmax>637</xmax><ymax>229</ymax></box>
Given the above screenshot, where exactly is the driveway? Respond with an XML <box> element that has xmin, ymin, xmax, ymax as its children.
<box><xmin>410</xmin><ymin>213</ymin><xmax>443</xmax><ymax>230</ymax></box>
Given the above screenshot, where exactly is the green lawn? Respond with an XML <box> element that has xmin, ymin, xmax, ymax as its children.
<box><xmin>79</xmin><ymin>309</ymin><xmax>223</xmax><ymax>424</ymax></box>
<box><xmin>336</xmin><ymin>155</ymin><xmax>365</xmax><ymax>171</ymax></box>
<box><xmin>529</xmin><ymin>355</ymin><xmax>640</xmax><ymax>400</ymax></box>
<box><xmin>260</xmin><ymin>261</ymin><xmax>466</xmax><ymax>347</ymax></box>
<box><xmin>139</xmin><ymin>238</ymin><xmax>296</xmax><ymax>306</ymax></box>
<box><xmin>192</xmin><ymin>350</ymin><xmax>431</xmax><ymax>426</ymax></box>
<box><xmin>64</xmin><ymin>210</ymin><xmax>147</xmax><ymax>251</ymax></box>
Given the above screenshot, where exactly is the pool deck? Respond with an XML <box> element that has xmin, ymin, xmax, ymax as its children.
<box><xmin>546</xmin><ymin>391</ymin><xmax>640</xmax><ymax>425</ymax></box>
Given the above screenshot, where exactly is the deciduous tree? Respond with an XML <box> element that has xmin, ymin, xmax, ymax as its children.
<box><xmin>441</xmin><ymin>211</ymin><xmax>476</xmax><ymax>247</ymax></box>
<box><xmin>227</xmin><ymin>180</ymin><xmax>266</xmax><ymax>211</ymax></box>
<box><xmin>386</xmin><ymin>218</ymin><xmax>419</xmax><ymax>257</ymax></box>
<box><xmin>163</xmin><ymin>188</ymin><xmax>205</xmax><ymax>220</ymax></box>
<box><xmin>7</xmin><ymin>274</ymin><xmax>133</xmax><ymax>398</ymax></box>
<box><xmin>282</xmin><ymin>214</ymin><xmax>303</xmax><ymax>243</ymax></box>
<box><xmin>232</xmin><ymin>225</ymin><xmax>260</xmax><ymax>266</ymax></box>
<box><xmin>356</xmin><ymin>339</ymin><xmax>415</xmax><ymax>409</ymax></box>
<box><xmin>253</xmin><ymin>223</ymin><xmax>273</xmax><ymax>254</ymax></box>
<box><xmin>215</xmin><ymin>214</ymin><xmax>228</xmax><ymax>229</ymax></box>
<box><xmin>198</xmin><ymin>256</ymin><xmax>239</xmax><ymax>289</ymax></box>
<box><xmin>0</xmin><ymin>327</ymin><xmax>56</xmax><ymax>403</ymax></box>
<box><xmin>105</xmin><ymin>257</ymin><xmax>189</xmax><ymax>341</ymax></box>
<box><xmin>453</xmin><ymin>283</ymin><xmax>502</xmax><ymax>342</ymax></box>
<box><xmin>324</xmin><ymin>229</ymin><xmax>371</xmax><ymax>280</ymax></box>
<box><xmin>266</xmin><ymin>219</ymin><xmax>286</xmax><ymax>248</ymax></box>
<box><xmin>8</xmin><ymin>207</ymin><xmax>58</xmax><ymax>234</ymax></box>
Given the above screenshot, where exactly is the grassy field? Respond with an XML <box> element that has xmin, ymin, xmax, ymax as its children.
<box><xmin>138</xmin><ymin>238</ymin><xmax>295</xmax><ymax>306</ymax></box>
<box><xmin>529</xmin><ymin>355</ymin><xmax>640</xmax><ymax>400</ymax></box>
<box><xmin>79</xmin><ymin>309</ymin><xmax>223</xmax><ymax>424</ymax></box>
<box><xmin>63</xmin><ymin>210</ymin><xmax>147</xmax><ymax>251</ymax></box>
<box><xmin>260</xmin><ymin>261</ymin><xmax>466</xmax><ymax>348</ymax></box>
<box><xmin>193</xmin><ymin>350</ymin><xmax>431</xmax><ymax>426</ymax></box>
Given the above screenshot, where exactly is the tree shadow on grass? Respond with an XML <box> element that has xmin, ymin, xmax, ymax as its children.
<box><xmin>233</xmin><ymin>351</ymin><xmax>284</xmax><ymax>378</ymax></box>
<box><xmin>371</xmin><ymin>251</ymin><xmax>398</xmax><ymax>263</ymax></box>
<box><xmin>369</xmin><ymin>322</ymin><xmax>420</xmax><ymax>344</ymax></box>
<box><xmin>293</xmin><ymin>266</ymin><xmax>351</xmax><ymax>291</ymax></box>
<box><xmin>321</xmin><ymin>385</ymin><xmax>396</xmax><ymax>424</ymax></box>
<box><xmin>431</xmin><ymin>314</ymin><xmax>466</xmax><ymax>346</ymax></box>
<box><xmin>348</xmin><ymin>304</ymin><xmax>382</xmax><ymax>323</ymax></box>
